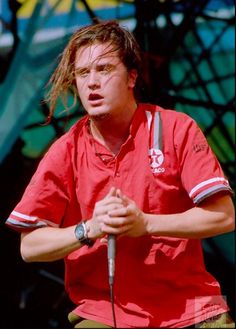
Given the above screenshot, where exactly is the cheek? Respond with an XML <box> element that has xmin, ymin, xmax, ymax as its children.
<box><xmin>75</xmin><ymin>79</ymin><xmax>86</xmax><ymax>97</ymax></box>
<box><xmin>106</xmin><ymin>75</ymin><xmax>130</xmax><ymax>93</ymax></box>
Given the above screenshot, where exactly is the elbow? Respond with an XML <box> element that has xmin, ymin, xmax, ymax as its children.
<box><xmin>20</xmin><ymin>244</ymin><xmax>34</xmax><ymax>263</ymax></box>
<box><xmin>209</xmin><ymin>214</ymin><xmax>235</xmax><ymax>238</ymax></box>
<box><xmin>208</xmin><ymin>194</ymin><xmax>235</xmax><ymax>235</ymax></box>
<box><xmin>221</xmin><ymin>204</ymin><xmax>235</xmax><ymax>234</ymax></box>
<box><xmin>225</xmin><ymin>213</ymin><xmax>235</xmax><ymax>233</ymax></box>
<box><xmin>226</xmin><ymin>199</ymin><xmax>235</xmax><ymax>232</ymax></box>
<box><xmin>20</xmin><ymin>233</ymin><xmax>36</xmax><ymax>263</ymax></box>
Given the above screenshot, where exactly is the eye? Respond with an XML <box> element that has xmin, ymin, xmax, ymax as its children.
<box><xmin>75</xmin><ymin>68</ymin><xmax>90</xmax><ymax>78</ymax></box>
<box><xmin>99</xmin><ymin>64</ymin><xmax>113</xmax><ymax>75</ymax></box>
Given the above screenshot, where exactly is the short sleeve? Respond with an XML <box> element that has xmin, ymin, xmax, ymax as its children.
<box><xmin>5</xmin><ymin>137</ymin><xmax>72</xmax><ymax>231</ymax></box>
<box><xmin>174</xmin><ymin>113</ymin><xmax>232</xmax><ymax>204</ymax></box>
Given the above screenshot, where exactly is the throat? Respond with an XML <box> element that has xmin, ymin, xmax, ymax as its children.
<box><xmin>89</xmin><ymin>119</ymin><xmax>130</xmax><ymax>155</ymax></box>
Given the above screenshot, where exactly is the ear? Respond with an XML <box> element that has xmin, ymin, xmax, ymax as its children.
<box><xmin>128</xmin><ymin>69</ymin><xmax>138</xmax><ymax>88</ymax></box>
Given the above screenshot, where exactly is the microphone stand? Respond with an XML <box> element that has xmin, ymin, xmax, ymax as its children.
<box><xmin>108</xmin><ymin>235</ymin><xmax>117</xmax><ymax>328</ymax></box>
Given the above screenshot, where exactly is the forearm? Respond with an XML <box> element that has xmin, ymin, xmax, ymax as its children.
<box><xmin>20</xmin><ymin>188</ymin><xmax>127</xmax><ymax>262</ymax></box>
<box><xmin>145</xmin><ymin>195</ymin><xmax>235</xmax><ymax>239</ymax></box>
<box><xmin>20</xmin><ymin>225</ymin><xmax>81</xmax><ymax>262</ymax></box>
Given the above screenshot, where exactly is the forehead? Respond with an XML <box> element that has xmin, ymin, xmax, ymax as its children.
<box><xmin>75</xmin><ymin>42</ymin><xmax>120</xmax><ymax>68</ymax></box>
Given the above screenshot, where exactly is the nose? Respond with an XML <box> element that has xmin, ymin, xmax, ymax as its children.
<box><xmin>88</xmin><ymin>71</ymin><xmax>100</xmax><ymax>90</ymax></box>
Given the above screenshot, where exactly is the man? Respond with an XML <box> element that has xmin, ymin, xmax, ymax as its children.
<box><xmin>6</xmin><ymin>20</ymin><xmax>235</xmax><ymax>328</ymax></box>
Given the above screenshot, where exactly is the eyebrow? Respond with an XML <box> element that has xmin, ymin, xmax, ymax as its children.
<box><xmin>75</xmin><ymin>62</ymin><xmax>118</xmax><ymax>73</ymax></box>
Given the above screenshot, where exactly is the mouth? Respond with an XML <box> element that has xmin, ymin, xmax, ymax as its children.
<box><xmin>88</xmin><ymin>93</ymin><xmax>103</xmax><ymax>103</ymax></box>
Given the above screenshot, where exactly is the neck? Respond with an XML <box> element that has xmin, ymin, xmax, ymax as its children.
<box><xmin>89</xmin><ymin>103</ymin><xmax>137</xmax><ymax>155</ymax></box>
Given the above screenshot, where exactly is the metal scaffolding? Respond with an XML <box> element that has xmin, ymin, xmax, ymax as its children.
<box><xmin>0</xmin><ymin>1</ymin><xmax>234</xmax><ymax>328</ymax></box>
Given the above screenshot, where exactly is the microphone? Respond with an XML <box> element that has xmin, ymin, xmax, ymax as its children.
<box><xmin>107</xmin><ymin>234</ymin><xmax>116</xmax><ymax>286</ymax></box>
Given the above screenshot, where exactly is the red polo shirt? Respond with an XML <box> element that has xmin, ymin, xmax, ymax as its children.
<box><xmin>6</xmin><ymin>103</ymin><xmax>232</xmax><ymax>327</ymax></box>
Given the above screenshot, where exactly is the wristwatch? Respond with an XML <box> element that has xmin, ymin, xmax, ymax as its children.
<box><xmin>74</xmin><ymin>221</ymin><xmax>94</xmax><ymax>247</ymax></box>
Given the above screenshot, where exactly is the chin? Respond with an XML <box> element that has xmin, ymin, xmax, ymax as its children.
<box><xmin>87</xmin><ymin>105</ymin><xmax>110</xmax><ymax>120</ymax></box>
<box><xmin>90</xmin><ymin>113</ymin><xmax>110</xmax><ymax>121</ymax></box>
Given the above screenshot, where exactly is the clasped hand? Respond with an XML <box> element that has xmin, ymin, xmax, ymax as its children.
<box><xmin>87</xmin><ymin>187</ymin><xmax>147</xmax><ymax>241</ymax></box>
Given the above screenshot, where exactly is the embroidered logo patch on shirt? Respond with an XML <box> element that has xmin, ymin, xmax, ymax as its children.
<box><xmin>149</xmin><ymin>148</ymin><xmax>165</xmax><ymax>174</ymax></box>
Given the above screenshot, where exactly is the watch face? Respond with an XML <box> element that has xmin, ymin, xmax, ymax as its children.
<box><xmin>75</xmin><ymin>224</ymin><xmax>85</xmax><ymax>240</ymax></box>
<box><xmin>75</xmin><ymin>222</ymin><xmax>94</xmax><ymax>247</ymax></box>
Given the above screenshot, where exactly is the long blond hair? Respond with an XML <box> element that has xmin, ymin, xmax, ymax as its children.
<box><xmin>45</xmin><ymin>20</ymin><xmax>142</xmax><ymax>119</ymax></box>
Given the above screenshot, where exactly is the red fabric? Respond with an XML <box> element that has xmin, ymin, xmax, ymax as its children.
<box><xmin>6</xmin><ymin>104</ymin><xmax>232</xmax><ymax>327</ymax></box>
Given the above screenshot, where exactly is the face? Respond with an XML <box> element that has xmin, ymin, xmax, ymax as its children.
<box><xmin>74</xmin><ymin>43</ymin><xmax>137</xmax><ymax>120</ymax></box>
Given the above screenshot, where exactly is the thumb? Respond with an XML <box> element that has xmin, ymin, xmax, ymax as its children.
<box><xmin>116</xmin><ymin>189</ymin><xmax>130</xmax><ymax>206</ymax></box>
<box><xmin>106</xmin><ymin>186</ymin><xmax>117</xmax><ymax>198</ymax></box>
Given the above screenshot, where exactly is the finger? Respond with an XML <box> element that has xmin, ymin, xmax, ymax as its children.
<box><xmin>116</xmin><ymin>188</ymin><xmax>123</xmax><ymax>199</ymax></box>
<box><xmin>103</xmin><ymin>213</ymin><xmax>130</xmax><ymax>229</ymax></box>
<box><xmin>100</xmin><ymin>236</ymin><xmax>108</xmax><ymax>244</ymax></box>
<box><xmin>105</xmin><ymin>187</ymin><xmax>117</xmax><ymax>198</ymax></box>
<box><xmin>126</xmin><ymin>204</ymin><xmax>140</xmax><ymax>217</ymax></box>
<box><xmin>116</xmin><ymin>189</ymin><xmax>131</xmax><ymax>206</ymax></box>
<box><xmin>106</xmin><ymin>223</ymin><xmax>132</xmax><ymax>235</ymax></box>
<box><xmin>118</xmin><ymin>224</ymin><xmax>133</xmax><ymax>237</ymax></box>
<box><xmin>95</xmin><ymin>200</ymin><xmax>124</xmax><ymax>216</ymax></box>
<box><xmin>105</xmin><ymin>196</ymin><xmax>123</xmax><ymax>205</ymax></box>
<box><xmin>108</xmin><ymin>207</ymin><xmax>128</xmax><ymax>217</ymax></box>
<box><xmin>98</xmin><ymin>195</ymin><xmax>123</xmax><ymax>206</ymax></box>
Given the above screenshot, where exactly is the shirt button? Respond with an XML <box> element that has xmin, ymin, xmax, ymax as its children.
<box><xmin>115</xmin><ymin>172</ymin><xmax>120</xmax><ymax>177</ymax></box>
